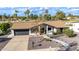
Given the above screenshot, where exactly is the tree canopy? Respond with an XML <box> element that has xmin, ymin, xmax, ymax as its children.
<box><xmin>43</xmin><ymin>9</ymin><xmax>51</xmax><ymax>20</ymax></box>
<box><xmin>30</xmin><ymin>14</ymin><xmax>38</xmax><ymax>19</ymax></box>
<box><xmin>55</xmin><ymin>11</ymin><xmax>66</xmax><ymax>20</ymax></box>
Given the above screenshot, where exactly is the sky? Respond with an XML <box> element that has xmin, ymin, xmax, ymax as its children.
<box><xmin>0</xmin><ymin>7</ymin><xmax>79</xmax><ymax>16</ymax></box>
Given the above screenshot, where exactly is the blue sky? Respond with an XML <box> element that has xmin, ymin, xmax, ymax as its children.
<box><xmin>0</xmin><ymin>7</ymin><xmax>79</xmax><ymax>16</ymax></box>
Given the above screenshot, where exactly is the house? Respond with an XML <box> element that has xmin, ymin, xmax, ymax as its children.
<box><xmin>65</xmin><ymin>20</ymin><xmax>79</xmax><ymax>33</ymax></box>
<box><xmin>11</xmin><ymin>20</ymin><xmax>67</xmax><ymax>36</ymax></box>
<box><xmin>67</xmin><ymin>22</ymin><xmax>79</xmax><ymax>33</ymax></box>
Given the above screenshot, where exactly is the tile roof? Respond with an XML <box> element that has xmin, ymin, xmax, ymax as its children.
<box><xmin>11</xmin><ymin>20</ymin><xmax>44</xmax><ymax>29</ymax></box>
<box><xmin>45</xmin><ymin>20</ymin><xmax>67</xmax><ymax>28</ymax></box>
<box><xmin>11</xmin><ymin>20</ymin><xmax>67</xmax><ymax>29</ymax></box>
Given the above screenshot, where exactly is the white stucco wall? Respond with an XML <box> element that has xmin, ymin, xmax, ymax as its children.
<box><xmin>29</xmin><ymin>29</ymin><xmax>32</xmax><ymax>35</ymax></box>
<box><xmin>11</xmin><ymin>30</ymin><xmax>14</xmax><ymax>36</ymax></box>
<box><xmin>46</xmin><ymin>25</ymin><xmax>48</xmax><ymax>34</ymax></box>
<box><xmin>54</xmin><ymin>28</ymin><xmax>57</xmax><ymax>32</ymax></box>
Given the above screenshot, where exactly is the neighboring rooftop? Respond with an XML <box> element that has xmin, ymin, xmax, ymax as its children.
<box><xmin>65</xmin><ymin>20</ymin><xmax>79</xmax><ymax>23</ymax></box>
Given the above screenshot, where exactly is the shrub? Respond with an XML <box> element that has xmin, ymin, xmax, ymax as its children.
<box><xmin>53</xmin><ymin>32</ymin><xmax>58</xmax><ymax>35</ymax></box>
<box><xmin>0</xmin><ymin>23</ymin><xmax>11</xmax><ymax>35</ymax></box>
<box><xmin>0</xmin><ymin>30</ymin><xmax>4</xmax><ymax>36</ymax></box>
<box><xmin>57</xmin><ymin>29</ymin><xmax>62</xmax><ymax>34</ymax></box>
<box><xmin>63</xmin><ymin>28</ymin><xmax>76</xmax><ymax>37</ymax></box>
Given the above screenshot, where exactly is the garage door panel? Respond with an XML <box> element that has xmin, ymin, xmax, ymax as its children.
<box><xmin>14</xmin><ymin>29</ymin><xmax>29</xmax><ymax>35</ymax></box>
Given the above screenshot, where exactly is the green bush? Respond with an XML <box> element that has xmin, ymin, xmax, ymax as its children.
<box><xmin>63</xmin><ymin>28</ymin><xmax>76</xmax><ymax>37</ymax></box>
<box><xmin>0</xmin><ymin>23</ymin><xmax>11</xmax><ymax>35</ymax></box>
<box><xmin>57</xmin><ymin>29</ymin><xmax>62</xmax><ymax>34</ymax></box>
<box><xmin>0</xmin><ymin>30</ymin><xmax>4</xmax><ymax>36</ymax></box>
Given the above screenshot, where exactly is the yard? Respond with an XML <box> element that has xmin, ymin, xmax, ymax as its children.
<box><xmin>28</xmin><ymin>36</ymin><xmax>62</xmax><ymax>50</ymax></box>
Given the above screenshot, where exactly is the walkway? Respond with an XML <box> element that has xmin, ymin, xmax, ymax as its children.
<box><xmin>52</xmin><ymin>39</ymin><xmax>69</xmax><ymax>47</ymax></box>
<box><xmin>2</xmin><ymin>35</ymin><xmax>29</xmax><ymax>51</ymax></box>
<box><xmin>43</xmin><ymin>35</ymin><xmax>69</xmax><ymax>47</ymax></box>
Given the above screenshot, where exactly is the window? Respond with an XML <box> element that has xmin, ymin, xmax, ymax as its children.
<box><xmin>48</xmin><ymin>27</ymin><xmax>51</xmax><ymax>30</ymax></box>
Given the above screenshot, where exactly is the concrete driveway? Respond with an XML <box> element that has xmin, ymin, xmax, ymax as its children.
<box><xmin>2</xmin><ymin>35</ymin><xmax>29</xmax><ymax>51</ymax></box>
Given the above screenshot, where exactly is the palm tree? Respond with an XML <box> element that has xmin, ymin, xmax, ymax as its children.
<box><xmin>45</xmin><ymin>9</ymin><xmax>48</xmax><ymax>14</ymax></box>
<box><xmin>43</xmin><ymin>9</ymin><xmax>51</xmax><ymax>20</ymax></box>
<box><xmin>2</xmin><ymin>13</ymin><xmax>7</xmax><ymax>21</ymax></box>
<box><xmin>15</xmin><ymin>10</ymin><xmax>19</xmax><ymax>19</ymax></box>
<box><xmin>39</xmin><ymin>14</ymin><xmax>43</xmax><ymax>20</ymax></box>
<box><xmin>12</xmin><ymin>10</ymin><xmax>19</xmax><ymax>21</ymax></box>
<box><xmin>24</xmin><ymin>9</ymin><xmax>30</xmax><ymax>20</ymax></box>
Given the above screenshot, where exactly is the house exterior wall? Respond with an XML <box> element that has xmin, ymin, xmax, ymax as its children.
<box><xmin>53</xmin><ymin>28</ymin><xmax>57</xmax><ymax>32</ymax></box>
<box><xmin>29</xmin><ymin>29</ymin><xmax>32</xmax><ymax>35</ymax></box>
<box><xmin>46</xmin><ymin>25</ymin><xmax>49</xmax><ymax>34</ymax></box>
<box><xmin>11</xmin><ymin>29</ymin><xmax>14</xmax><ymax>36</ymax></box>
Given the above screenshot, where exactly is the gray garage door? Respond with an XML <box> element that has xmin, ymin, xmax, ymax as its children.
<box><xmin>14</xmin><ymin>29</ymin><xmax>29</xmax><ymax>35</ymax></box>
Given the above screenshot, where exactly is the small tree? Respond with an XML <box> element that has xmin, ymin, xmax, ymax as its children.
<box><xmin>39</xmin><ymin>14</ymin><xmax>43</xmax><ymax>20</ymax></box>
<box><xmin>30</xmin><ymin>14</ymin><xmax>38</xmax><ymax>20</ymax></box>
<box><xmin>33</xmin><ymin>14</ymin><xmax>38</xmax><ymax>19</ymax></box>
<box><xmin>44</xmin><ymin>14</ymin><xmax>51</xmax><ymax>20</ymax></box>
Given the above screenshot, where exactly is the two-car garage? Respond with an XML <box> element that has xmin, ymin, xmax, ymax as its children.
<box><xmin>14</xmin><ymin>29</ymin><xmax>29</xmax><ymax>35</ymax></box>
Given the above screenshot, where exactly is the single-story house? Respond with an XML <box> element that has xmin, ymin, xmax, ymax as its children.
<box><xmin>66</xmin><ymin>22</ymin><xmax>79</xmax><ymax>33</ymax></box>
<box><xmin>11</xmin><ymin>20</ymin><xmax>67</xmax><ymax>36</ymax></box>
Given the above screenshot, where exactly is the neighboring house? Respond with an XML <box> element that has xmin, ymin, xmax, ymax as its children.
<box><xmin>66</xmin><ymin>22</ymin><xmax>79</xmax><ymax>33</ymax></box>
<box><xmin>11</xmin><ymin>20</ymin><xmax>67</xmax><ymax>36</ymax></box>
<box><xmin>67</xmin><ymin>16</ymin><xmax>79</xmax><ymax>20</ymax></box>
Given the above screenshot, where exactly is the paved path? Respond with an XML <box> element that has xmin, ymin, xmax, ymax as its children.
<box><xmin>2</xmin><ymin>35</ymin><xmax>29</xmax><ymax>51</ymax></box>
<box><xmin>52</xmin><ymin>39</ymin><xmax>69</xmax><ymax>47</ymax></box>
<box><xmin>43</xmin><ymin>35</ymin><xmax>69</xmax><ymax>47</ymax></box>
<box><xmin>53</xmin><ymin>33</ymin><xmax>79</xmax><ymax>50</ymax></box>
